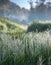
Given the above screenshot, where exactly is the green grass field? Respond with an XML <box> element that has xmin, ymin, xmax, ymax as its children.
<box><xmin>0</xmin><ymin>18</ymin><xmax>51</xmax><ymax>65</ymax></box>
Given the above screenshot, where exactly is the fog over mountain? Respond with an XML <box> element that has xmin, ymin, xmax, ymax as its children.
<box><xmin>0</xmin><ymin>0</ymin><xmax>29</xmax><ymax>24</ymax></box>
<box><xmin>0</xmin><ymin>0</ymin><xmax>51</xmax><ymax>24</ymax></box>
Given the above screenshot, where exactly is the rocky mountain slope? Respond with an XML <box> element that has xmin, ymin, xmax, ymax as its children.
<box><xmin>0</xmin><ymin>0</ymin><xmax>29</xmax><ymax>24</ymax></box>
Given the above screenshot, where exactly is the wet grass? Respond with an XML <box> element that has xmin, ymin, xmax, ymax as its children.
<box><xmin>0</xmin><ymin>32</ymin><xmax>51</xmax><ymax>65</ymax></box>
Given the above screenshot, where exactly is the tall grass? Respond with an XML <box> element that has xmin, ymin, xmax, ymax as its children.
<box><xmin>0</xmin><ymin>32</ymin><xmax>51</xmax><ymax>65</ymax></box>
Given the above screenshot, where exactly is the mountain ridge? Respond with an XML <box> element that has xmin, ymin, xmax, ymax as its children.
<box><xmin>0</xmin><ymin>0</ymin><xmax>51</xmax><ymax>24</ymax></box>
<box><xmin>0</xmin><ymin>0</ymin><xmax>29</xmax><ymax>24</ymax></box>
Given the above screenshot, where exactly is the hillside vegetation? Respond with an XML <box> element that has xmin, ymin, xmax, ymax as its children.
<box><xmin>0</xmin><ymin>18</ymin><xmax>27</xmax><ymax>33</ymax></box>
<box><xmin>27</xmin><ymin>21</ymin><xmax>51</xmax><ymax>32</ymax></box>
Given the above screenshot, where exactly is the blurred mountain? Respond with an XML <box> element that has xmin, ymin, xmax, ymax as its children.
<box><xmin>0</xmin><ymin>0</ymin><xmax>29</xmax><ymax>24</ymax></box>
<box><xmin>0</xmin><ymin>0</ymin><xmax>51</xmax><ymax>24</ymax></box>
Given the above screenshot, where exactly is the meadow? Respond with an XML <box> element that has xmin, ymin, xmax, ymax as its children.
<box><xmin>0</xmin><ymin>18</ymin><xmax>51</xmax><ymax>65</ymax></box>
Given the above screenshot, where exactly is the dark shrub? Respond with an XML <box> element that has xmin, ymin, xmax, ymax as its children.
<box><xmin>27</xmin><ymin>22</ymin><xmax>51</xmax><ymax>32</ymax></box>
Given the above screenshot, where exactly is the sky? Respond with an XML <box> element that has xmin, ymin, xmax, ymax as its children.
<box><xmin>10</xmin><ymin>0</ymin><xmax>51</xmax><ymax>9</ymax></box>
